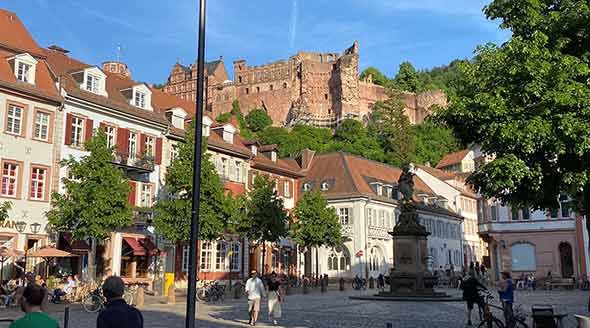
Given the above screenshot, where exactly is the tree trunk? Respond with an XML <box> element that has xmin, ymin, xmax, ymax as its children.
<box><xmin>261</xmin><ymin>241</ymin><xmax>266</xmax><ymax>276</ymax></box>
<box><xmin>315</xmin><ymin>246</ymin><xmax>319</xmax><ymax>287</ymax></box>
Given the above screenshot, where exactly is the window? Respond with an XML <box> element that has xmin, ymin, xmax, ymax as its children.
<box><xmin>31</xmin><ymin>111</ymin><xmax>49</xmax><ymax>141</ymax></box>
<box><xmin>271</xmin><ymin>151</ymin><xmax>277</xmax><ymax>162</ymax></box>
<box><xmin>145</xmin><ymin>136</ymin><xmax>155</xmax><ymax>157</ymax></box>
<box><xmin>270</xmin><ymin>84</ymin><xmax>274</xmax><ymax>91</ymax></box>
<box><xmin>2</xmin><ymin>162</ymin><xmax>19</xmax><ymax>197</ymax></box>
<box><xmin>283</xmin><ymin>180</ymin><xmax>290</xmax><ymax>197</ymax></box>
<box><xmin>86</xmin><ymin>74</ymin><xmax>99</xmax><ymax>93</ymax></box>
<box><xmin>376</xmin><ymin>184</ymin><xmax>383</xmax><ymax>196</ymax></box>
<box><xmin>511</xmin><ymin>208</ymin><xmax>519</xmax><ymax>221</ymax></box>
<box><xmin>245</xmin><ymin>88</ymin><xmax>249</xmax><ymax>95</ymax></box>
<box><xmin>104</xmin><ymin>126</ymin><xmax>116</xmax><ymax>149</ymax></box>
<box><xmin>181</xmin><ymin>245</ymin><xmax>190</xmax><ymax>272</ymax></box>
<box><xmin>338</xmin><ymin>208</ymin><xmax>351</xmax><ymax>225</ymax></box>
<box><xmin>128</xmin><ymin>132</ymin><xmax>138</xmax><ymax>159</ymax></box>
<box><xmin>134</xmin><ymin>91</ymin><xmax>146</xmax><ymax>108</ymax></box>
<box><xmin>491</xmin><ymin>205</ymin><xmax>498</xmax><ymax>221</ymax></box>
<box><xmin>560</xmin><ymin>195</ymin><xmax>570</xmax><ymax>218</ymax></box>
<box><xmin>6</xmin><ymin>104</ymin><xmax>24</xmax><ymax>136</ymax></box>
<box><xmin>256</xmin><ymin>87</ymin><xmax>260</xmax><ymax>93</ymax></box>
<box><xmin>221</xmin><ymin>158</ymin><xmax>228</xmax><ymax>179</ymax></box>
<box><xmin>16</xmin><ymin>62</ymin><xmax>31</xmax><ymax>83</ymax></box>
<box><xmin>283</xmin><ymin>83</ymin><xmax>287</xmax><ymax>89</ymax></box>
<box><xmin>140</xmin><ymin>184</ymin><xmax>152</xmax><ymax>207</ymax></box>
<box><xmin>511</xmin><ymin>243</ymin><xmax>536</xmax><ymax>271</ymax></box>
<box><xmin>235</xmin><ymin>161</ymin><xmax>241</xmax><ymax>182</ymax></box>
<box><xmin>324</xmin><ymin>93</ymin><xmax>328</xmax><ymax>100</ymax></box>
<box><xmin>320</xmin><ymin>181</ymin><xmax>329</xmax><ymax>191</ymax></box>
<box><xmin>71</xmin><ymin>116</ymin><xmax>84</xmax><ymax>147</ymax></box>
<box><xmin>302</xmin><ymin>182</ymin><xmax>311</xmax><ymax>192</ymax></box>
<box><xmin>200</xmin><ymin>242</ymin><xmax>212</xmax><ymax>271</ymax></box>
<box><xmin>229</xmin><ymin>242</ymin><xmax>240</xmax><ymax>272</ymax></box>
<box><xmin>367</xmin><ymin>208</ymin><xmax>374</xmax><ymax>226</ymax></box>
<box><xmin>215</xmin><ymin>242</ymin><xmax>227</xmax><ymax>271</ymax></box>
<box><xmin>379</xmin><ymin>210</ymin><xmax>385</xmax><ymax>227</ymax></box>
<box><xmin>29</xmin><ymin>167</ymin><xmax>47</xmax><ymax>200</ymax></box>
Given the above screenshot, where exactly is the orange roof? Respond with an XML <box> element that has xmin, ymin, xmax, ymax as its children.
<box><xmin>415</xmin><ymin>164</ymin><xmax>456</xmax><ymax>181</ymax></box>
<box><xmin>0</xmin><ymin>9</ymin><xmax>44</xmax><ymax>55</ymax></box>
<box><xmin>435</xmin><ymin>149</ymin><xmax>471</xmax><ymax>169</ymax></box>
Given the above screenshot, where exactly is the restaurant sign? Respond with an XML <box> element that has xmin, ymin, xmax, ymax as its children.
<box><xmin>0</xmin><ymin>220</ymin><xmax>20</xmax><ymax>230</ymax></box>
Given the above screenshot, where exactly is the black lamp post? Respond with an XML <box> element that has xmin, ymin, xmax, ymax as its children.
<box><xmin>186</xmin><ymin>0</ymin><xmax>207</xmax><ymax>327</ymax></box>
<box><xmin>15</xmin><ymin>221</ymin><xmax>27</xmax><ymax>272</ymax></box>
<box><xmin>30</xmin><ymin>222</ymin><xmax>41</xmax><ymax>234</ymax></box>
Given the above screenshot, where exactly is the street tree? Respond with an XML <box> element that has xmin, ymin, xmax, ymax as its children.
<box><xmin>438</xmin><ymin>0</ymin><xmax>590</xmax><ymax>234</ymax></box>
<box><xmin>241</xmin><ymin>175</ymin><xmax>289</xmax><ymax>275</ymax></box>
<box><xmin>154</xmin><ymin>120</ymin><xmax>229</xmax><ymax>246</ymax></box>
<box><xmin>292</xmin><ymin>191</ymin><xmax>341</xmax><ymax>285</ymax></box>
<box><xmin>48</xmin><ymin>130</ymin><xmax>133</xmax><ymax>240</ymax></box>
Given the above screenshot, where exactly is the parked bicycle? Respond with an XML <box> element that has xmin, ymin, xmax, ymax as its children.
<box><xmin>352</xmin><ymin>278</ymin><xmax>367</xmax><ymax>290</ymax></box>
<box><xmin>197</xmin><ymin>281</ymin><xmax>226</xmax><ymax>302</ymax></box>
<box><xmin>82</xmin><ymin>285</ymin><xmax>105</xmax><ymax>313</ymax></box>
<box><xmin>479</xmin><ymin>290</ymin><xmax>528</xmax><ymax>328</ymax></box>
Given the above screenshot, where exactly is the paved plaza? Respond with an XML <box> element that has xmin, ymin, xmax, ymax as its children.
<box><xmin>0</xmin><ymin>289</ymin><xmax>588</xmax><ymax>327</ymax></box>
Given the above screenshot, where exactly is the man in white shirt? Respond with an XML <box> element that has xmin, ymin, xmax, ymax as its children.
<box><xmin>245</xmin><ymin>270</ymin><xmax>266</xmax><ymax>326</ymax></box>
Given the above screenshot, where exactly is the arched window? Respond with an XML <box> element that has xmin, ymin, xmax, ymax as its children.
<box><xmin>368</xmin><ymin>247</ymin><xmax>382</xmax><ymax>272</ymax></box>
<box><xmin>511</xmin><ymin>243</ymin><xmax>536</xmax><ymax>271</ymax></box>
<box><xmin>328</xmin><ymin>247</ymin><xmax>351</xmax><ymax>271</ymax></box>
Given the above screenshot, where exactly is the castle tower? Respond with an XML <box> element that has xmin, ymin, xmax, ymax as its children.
<box><xmin>102</xmin><ymin>61</ymin><xmax>131</xmax><ymax>78</ymax></box>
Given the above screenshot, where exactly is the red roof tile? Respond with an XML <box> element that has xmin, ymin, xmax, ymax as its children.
<box><xmin>0</xmin><ymin>9</ymin><xmax>44</xmax><ymax>55</ymax></box>
<box><xmin>435</xmin><ymin>149</ymin><xmax>471</xmax><ymax>169</ymax></box>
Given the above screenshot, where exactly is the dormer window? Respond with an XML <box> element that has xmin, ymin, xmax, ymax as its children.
<box><xmin>376</xmin><ymin>184</ymin><xmax>383</xmax><ymax>196</ymax></box>
<box><xmin>221</xmin><ymin>124</ymin><xmax>236</xmax><ymax>144</ymax></box>
<box><xmin>320</xmin><ymin>181</ymin><xmax>329</xmax><ymax>191</ymax></box>
<box><xmin>86</xmin><ymin>74</ymin><xmax>99</xmax><ymax>93</ymax></box>
<box><xmin>271</xmin><ymin>151</ymin><xmax>277</xmax><ymax>162</ymax></box>
<box><xmin>385</xmin><ymin>186</ymin><xmax>393</xmax><ymax>198</ymax></box>
<box><xmin>17</xmin><ymin>62</ymin><xmax>31</xmax><ymax>83</ymax></box>
<box><xmin>11</xmin><ymin>53</ymin><xmax>38</xmax><ymax>85</ymax></box>
<box><xmin>134</xmin><ymin>91</ymin><xmax>146</xmax><ymax>108</ymax></box>
<box><xmin>202</xmin><ymin>116</ymin><xmax>212</xmax><ymax>136</ymax></box>
<box><xmin>303</xmin><ymin>182</ymin><xmax>312</xmax><ymax>192</ymax></box>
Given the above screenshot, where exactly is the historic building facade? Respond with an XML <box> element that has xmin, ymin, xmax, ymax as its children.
<box><xmin>0</xmin><ymin>9</ymin><xmax>63</xmax><ymax>279</ymax></box>
<box><xmin>299</xmin><ymin>151</ymin><xmax>464</xmax><ymax>279</ymax></box>
<box><xmin>162</xmin><ymin>42</ymin><xmax>447</xmax><ymax>128</ymax></box>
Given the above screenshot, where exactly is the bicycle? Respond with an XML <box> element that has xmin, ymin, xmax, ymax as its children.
<box><xmin>197</xmin><ymin>281</ymin><xmax>226</xmax><ymax>302</ymax></box>
<box><xmin>352</xmin><ymin>278</ymin><xmax>367</xmax><ymax>290</ymax></box>
<box><xmin>123</xmin><ymin>284</ymin><xmax>138</xmax><ymax>305</ymax></box>
<box><xmin>479</xmin><ymin>291</ymin><xmax>528</xmax><ymax>328</ymax></box>
<box><xmin>82</xmin><ymin>285</ymin><xmax>105</xmax><ymax>313</ymax></box>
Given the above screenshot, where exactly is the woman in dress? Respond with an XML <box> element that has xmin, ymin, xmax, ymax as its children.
<box><xmin>267</xmin><ymin>272</ymin><xmax>283</xmax><ymax>326</ymax></box>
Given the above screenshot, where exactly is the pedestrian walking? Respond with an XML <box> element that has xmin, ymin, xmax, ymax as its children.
<box><xmin>497</xmin><ymin>271</ymin><xmax>514</xmax><ymax>328</ymax></box>
<box><xmin>267</xmin><ymin>272</ymin><xmax>283</xmax><ymax>326</ymax></box>
<box><xmin>9</xmin><ymin>284</ymin><xmax>59</xmax><ymax>328</ymax></box>
<box><xmin>377</xmin><ymin>274</ymin><xmax>385</xmax><ymax>292</ymax></box>
<box><xmin>245</xmin><ymin>270</ymin><xmax>266</xmax><ymax>326</ymax></box>
<box><xmin>460</xmin><ymin>270</ymin><xmax>487</xmax><ymax>326</ymax></box>
<box><xmin>97</xmin><ymin>276</ymin><xmax>143</xmax><ymax>328</ymax></box>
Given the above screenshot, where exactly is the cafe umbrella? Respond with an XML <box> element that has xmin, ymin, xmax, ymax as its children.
<box><xmin>0</xmin><ymin>246</ymin><xmax>24</xmax><ymax>280</ymax></box>
<box><xmin>28</xmin><ymin>247</ymin><xmax>77</xmax><ymax>278</ymax></box>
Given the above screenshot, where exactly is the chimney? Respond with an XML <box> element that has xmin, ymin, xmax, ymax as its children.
<box><xmin>48</xmin><ymin>45</ymin><xmax>69</xmax><ymax>54</ymax></box>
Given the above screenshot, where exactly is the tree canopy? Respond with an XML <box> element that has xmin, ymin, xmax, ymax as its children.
<box><xmin>292</xmin><ymin>191</ymin><xmax>341</xmax><ymax>249</ymax></box>
<box><xmin>47</xmin><ymin>130</ymin><xmax>133</xmax><ymax>239</ymax></box>
<box><xmin>438</xmin><ymin>0</ymin><xmax>590</xmax><ymax>227</ymax></box>
<box><xmin>391</xmin><ymin>62</ymin><xmax>421</xmax><ymax>93</ymax></box>
<box><xmin>154</xmin><ymin>120</ymin><xmax>230</xmax><ymax>242</ymax></box>
<box><xmin>360</xmin><ymin>67</ymin><xmax>389</xmax><ymax>86</ymax></box>
<box><xmin>245</xmin><ymin>108</ymin><xmax>273</xmax><ymax>132</ymax></box>
<box><xmin>0</xmin><ymin>201</ymin><xmax>11</xmax><ymax>224</ymax></box>
<box><xmin>412</xmin><ymin>120</ymin><xmax>463</xmax><ymax>166</ymax></box>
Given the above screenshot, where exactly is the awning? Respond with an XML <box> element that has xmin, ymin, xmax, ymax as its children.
<box><xmin>123</xmin><ymin>237</ymin><xmax>147</xmax><ymax>256</ymax></box>
<box><xmin>70</xmin><ymin>240</ymin><xmax>90</xmax><ymax>254</ymax></box>
<box><xmin>28</xmin><ymin>247</ymin><xmax>76</xmax><ymax>258</ymax></box>
<box><xmin>139</xmin><ymin>238</ymin><xmax>163</xmax><ymax>256</ymax></box>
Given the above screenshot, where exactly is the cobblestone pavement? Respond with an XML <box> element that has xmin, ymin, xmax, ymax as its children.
<box><xmin>0</xmin><ymin>289</ymin><xmax>588</xmax><ymax>327</ymax></box>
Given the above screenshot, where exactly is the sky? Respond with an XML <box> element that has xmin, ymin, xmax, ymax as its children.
<box><xmin>3</xmin><ymin>0</ymin><xmax>510</xmax><ymax>84</ymax></box>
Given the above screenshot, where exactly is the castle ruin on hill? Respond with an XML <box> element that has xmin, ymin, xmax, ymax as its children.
<box><xmin>161</xmin><ymin>41</ymin><xmax>447</xmax><ymax>128</ymax></box>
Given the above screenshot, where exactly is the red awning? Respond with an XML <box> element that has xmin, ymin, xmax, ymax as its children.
<box><xmin>139</xmin><ymin>238</ymin><xmax>162</xmax><ymax>256</ymax></box>
<box><xmin>123</xmin><ymin>237</ymin><xmax>146</xmax><ymax>256</ymax></box>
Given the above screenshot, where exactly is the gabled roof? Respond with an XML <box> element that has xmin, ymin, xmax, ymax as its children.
<box><xmin>205</xmin><ymin>60</ymin><xmax>222</xmax><ymax>75</ymax></box>
<box><xmin>0</xmin><ymin>9</ymin><xmax>44</xmax><ymax>56</ymax></box>
<box><xmin>414</xmin><ymin>164</ymin><xmax>477</xmax><ymax>199</ymax></box>
<box><xmin>436</xmin><ymin>149</ymin><xmax>471</xmax><ymax>169</ymax></box>
<box><xmin>259</xmin><ymin>144</ymin><xmax>278</xmax><ymax>152</ymax></box>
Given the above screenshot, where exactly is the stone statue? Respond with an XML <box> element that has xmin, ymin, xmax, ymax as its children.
<box><xmin>398</xmin><ymin>164</ymin><xmax>415</xmax><ymax>201</ymax></box>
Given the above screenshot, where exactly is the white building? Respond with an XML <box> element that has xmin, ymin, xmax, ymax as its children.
<box><xmin>299</xmin><ymin>151</ymin><xmax>464</xmax><ymax>279</ymax></box>
<box><xmin>0</xmin><ymin>10</ymin><xmax>63</xmax><ymax>279</ymax></box>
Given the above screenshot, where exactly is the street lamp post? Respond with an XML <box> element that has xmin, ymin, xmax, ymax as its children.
<box><xmin>15</xmin><ymin>221</ymin><xmax>27</xmax><ymax>273</ymax></box>
<box><xmin>186</xmin><ymin>0</ymin><xmax>207</xmax><ymax>327</ymax></box>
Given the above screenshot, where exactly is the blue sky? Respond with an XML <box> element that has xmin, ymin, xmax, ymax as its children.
<box><xmin>4</xmin><ymin>0</ymin><xmax>509</xmax><ymax>84</ymax></box>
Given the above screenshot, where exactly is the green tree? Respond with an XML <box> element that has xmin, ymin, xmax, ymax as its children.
<box><xmin>292</xmin><ymin>191</ymin><xmax>341</xmax><ymax>285</ymax></box>
<box><xmin>154</xmin><ymin>120</ymin><xmax>229</xmax><ymax>244</ymax></box>
<box><xmin>370</xmin><ymin>96</ymin><xmax>416</xmax><ymax>166</ymax></box>
<box><xmin>245</xmin><ymin>108</ymin><xmax>273</xmax><ymax>132</ymax></box>
<box><xmin>438</xmin><ymin>0</ymin><xmax>590</xmax><ymax>233</ymax></box>
<box><xmin>241</xmin><ymin>175</ymin><xmax>289</xmax><ymax>274</ymax></box>
<box><xmin>48</xmin><ymin>130</ymin><xmax>132</xmax><ymax>240</ymax></box>
<box><xmin>334</xmin><ymin>119</ymin><xmax>365</xmax><ymax>144</ymax></box>
<box><xmin>412</xmin><ymin>121</ymin><xmax>463</xmax><ymax>166</ymax></box>
<box><xmin>0</xmin><ymin>201</ymin><xmax>11</xmax><ymax>223</ymax></box>
<box><xmin>216</xmin><ymin>112</ymin><xmax>231</xmax><ymax>123</ymax></box>
<box><xmin>391</xmin><ymin>61</ymin><xmax>421</xmax><ymax>92</ymax></box>
<box><xmin>330</xmin><ymin>119</ymin><xmax>386</xmax><ymax>162</ymax></box>
<box><xmin>359</xmin><ymin>67</ymin><xmax>389</xmax><ymax>86</ymax></box>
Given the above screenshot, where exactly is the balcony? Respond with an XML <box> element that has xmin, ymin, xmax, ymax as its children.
<box><xmin>478</xmin><ymin>218</ymin><xmax>576</xmax><ymax>234</ymax></box>
<box><xmin>133</xmin><ymin>207</ymin><xmax>154</xmax><ymax>226</ymax></box>
<box><xmin>113</xmin><ymin>150</ymin><xmax>155</xmax><ymax>173</ymax></box>
<box><xmin>368</xmin><ymin>226</ymin><xmax>392</xmax><ymax>239</ymax></box>
<box><xmin>341</xmin><ymin>224</ymin><xmax>354</xmax><ymax>237</ymax></box>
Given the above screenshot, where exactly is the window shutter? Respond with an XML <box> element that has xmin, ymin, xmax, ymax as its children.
<box><xmin>84</xmin><ymin>118</ymin><xmax>94</xmax><ymax>142</ymax></box>
<box><xmin>128</xmin><ymin>181</ymin><xmax>137</xmax><ymax>206</ymax></box>
<box><xmin>139</xmin><ymin>133</ymin><xmax>146</xmax><ymax>156</ymax></box>
<box><xmin>64</xmin><ymin>113</ymin><xmax>73</xmax><ymax>145</ymax></box>
<box><xmin>278</xmin><ymin>179</ymin><xmax>284</xmax><ymax>197</ymax></box>
<box><xmin>155</xmin><ymin>137</ymin><xmax>163</xmax><ymax>165</ymax></box>
<box><xmin>229</xmin><ymin>161</ymin><xmax>235</xmax><ymax>181</ymax></box>
<box><xmin>248</xmin><ymin>170</ymin><xmax>254</xmax><ymax>188</ymax></box>
<box><xmin>117</xmin><ymin>128</ymin><xmax>129</xmax><ymax>156</ymax></box>
<box><xmin>241</xmin><ymin>164</ymin><xmax>247</xmax><ymax>184</ymax></box>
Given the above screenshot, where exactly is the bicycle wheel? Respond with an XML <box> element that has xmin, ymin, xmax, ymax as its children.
<box><xmin>196</xmin><ymin>289</ymin><xmax>208</xmax><ymax>302</ymax></box>
<box><xmin>477</xmin><ymin>318</ymin><xmax>504</xmax><ymax>328</ymax></box>
<box><xmin>83</xmin><ymin>295</ymin><xmax>103</xmax><ymax>313</ymax></box>
<box><xmin>123</xmin><ymin>291</ymin><xmax>134</xmax><ymax>305</ymax></box>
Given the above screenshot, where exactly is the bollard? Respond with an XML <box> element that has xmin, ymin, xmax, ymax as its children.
<box><xmin>167</xmin><ymin>284</ymin><xmax>175</xmax><ymax>304</ymax></box>
<box><xmin>233</xmin><ymin>282</ymin><xmax>242</xmax><ymax>299</ymax></box>
<box><xmin>136</xmin><ymin>287</ymin><xmax>145</xmax><ymax>309</ymax></box>
<box><xmin>339</xmin><ymin>278</ymin><xmax>345</xmax><ymax>291</ymax></box>
<box><xmin>369</xmin><ymin>277</ymin><xmax>375</xmax><ymax>289</ymax></box>
<box><xmin>64</xmin><ymin>305</ymin><xmax>70</xmax><ymax>328</ymax></box>
<box><xmin>386</xmin><ymin>323</ymin><xmax>393</xmax><ymax>328</ymax></box>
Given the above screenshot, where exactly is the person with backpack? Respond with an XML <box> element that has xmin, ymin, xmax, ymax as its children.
<box><xmin>461</xmin><ymin>270</ymin><xmax>487</xmax><ymax>326</ymax></box>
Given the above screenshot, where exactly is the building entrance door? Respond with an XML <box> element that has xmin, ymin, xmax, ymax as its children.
<box><xmin>559</xmin><ymin>242</ymin><xmax>574</xmax><ymax>278</ymax></box>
